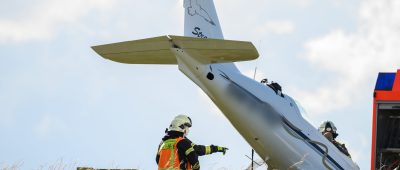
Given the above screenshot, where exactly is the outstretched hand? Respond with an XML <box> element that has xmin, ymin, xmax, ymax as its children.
<box><xmin>217</xmin><ymin>146</ymin><xmax>229</xmax><ymax>155</ymax></box>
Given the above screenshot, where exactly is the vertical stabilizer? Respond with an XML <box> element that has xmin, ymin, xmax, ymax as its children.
<box><xmin>183</xmin><ymin>0</ymin><xmax>239</xmax><ymax>72</ymax></box>
<box><xmin>184</xmin><ymin>0</ymin><xmax>224</xmax><ymax>39</ymax></box>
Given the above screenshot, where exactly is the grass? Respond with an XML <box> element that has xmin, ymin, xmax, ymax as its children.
<box><xmin>1</xmin><ymin>159</ymin><xmax>137</xmax><ymax>170</ymax></box>
<box><xmin>1</xmin><ymin>159</ymin><xmax>77</xmax><ymax>170</ymax></box>
<box><xmin>1</xmin><ymin>161</ymin><xmax>23</xmax><ymax>170</ymax></box>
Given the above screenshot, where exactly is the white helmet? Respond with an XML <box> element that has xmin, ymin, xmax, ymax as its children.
<box><xmin>168</xmin><ymin>115</ymin><xmax>192</xmax><ymax>132</ymax></box>
<box><xmin>318</xmin><ymin>120</ymin><xmax>337</xmax><ymax>133</ymax></box>
<box><xmin>319</xmin><ymin>120</ymin><xmax>339</xmax><ymax>139</ymax></box>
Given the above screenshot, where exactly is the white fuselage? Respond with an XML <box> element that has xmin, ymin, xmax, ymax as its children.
<box><xmin>172</xmin><ymin>48</ymin><xmax>359</xmax><ymax>169</ymax></box>
<box><xmin>91</xmin><ymin>0</ymin><xmax>361</xmax><ymax>168</ymax></box>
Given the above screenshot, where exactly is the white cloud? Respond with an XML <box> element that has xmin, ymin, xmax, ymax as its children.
<box><xmin>293</xmin><ymin>0</ymin><xmax>400</xmax><ymax>114</ymax></box>
<box><xmin>256</xmin><ymin>20</ymin><xmax>295</xmax><ymax>36</ymax></box>
<box><xmin>0</xmin><ymin>0</ymin><xmax>115</xmax><ymax>43</ymax></box>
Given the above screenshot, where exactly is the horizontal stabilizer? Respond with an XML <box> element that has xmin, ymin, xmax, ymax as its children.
<box><xmin>92</xmin><ymin>36</ymin><xmax>176</xmax><ymax>64</ymax></box>
<box><xmin>92</xmin><ymin>35</ymin><xmax>259</xmax><ymax>64</ymax></box>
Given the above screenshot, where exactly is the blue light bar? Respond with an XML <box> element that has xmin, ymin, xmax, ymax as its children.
<box><xmin>375</xmin><ymin>73</ymin><xmax>396</xmax><ymax>91</ymax></box>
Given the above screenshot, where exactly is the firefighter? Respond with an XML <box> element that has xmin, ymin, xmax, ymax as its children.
<box><xmin>156</xmin><ymin>114</ymin><xmax>228</xmax><ymax>170</ymax></box>
<box><xmin>318</xmin><ymin>121</ymin><xmax>351</xmax><ymax>157</ymax></box>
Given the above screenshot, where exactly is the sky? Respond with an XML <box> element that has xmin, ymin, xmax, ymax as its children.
<box><xmin>1</xmin><ymin>0</ymin><xmax>400</xmax><ymax>169</ymax></box>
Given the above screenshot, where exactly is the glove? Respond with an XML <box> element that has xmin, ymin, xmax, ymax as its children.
<box><xmin>210</xmin><ymin>145</ymin><xmax>228</xmax><ymax>155</ymax></box>
<box><xmin>211</xmin><ymin>145</ymin><xmax>228</xmax><ymax>155</ymax></box>
<box><xmin>216</xmin><ymin>146</ymin><xmax>228</xmax><ymax>155</ymax></box>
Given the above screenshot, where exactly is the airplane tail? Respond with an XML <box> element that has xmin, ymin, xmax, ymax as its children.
<box><xmin>183</xmin><ymin>0</ymin><xmax>242</xmax><ymax>72</ymax></box>
<box><xmin>184</xmin><ymin>0</ymin><xmax>224</xmax><ymax>39</ymax></box>
<box><xmin>91</xmin><ymin>0</ymin><xmax>259</xmax><ymax>66</ymax></box>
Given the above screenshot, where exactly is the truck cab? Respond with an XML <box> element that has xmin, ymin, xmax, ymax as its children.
<box><xmin>372</xmin><ymin>69</ymin><xmax>400</xmax><ymax>170</ymax></box>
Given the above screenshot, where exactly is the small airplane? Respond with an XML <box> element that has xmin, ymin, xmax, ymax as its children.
<box><xmin>92</xmin><ymin>0</ymin><xmax>360</xmax><ymax>169</ymax></box>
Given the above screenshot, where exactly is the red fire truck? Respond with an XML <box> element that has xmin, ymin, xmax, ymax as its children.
<box><xmin>372</xmin><ymin>69</ymin><xmax>400</xmax><ymax>170</ymax></box>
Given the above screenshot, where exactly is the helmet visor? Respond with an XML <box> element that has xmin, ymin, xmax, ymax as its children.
<box><xmin>184</xmin><ymin>122</ymin><xmax>192</xmax><ymax>128</ymax></box>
